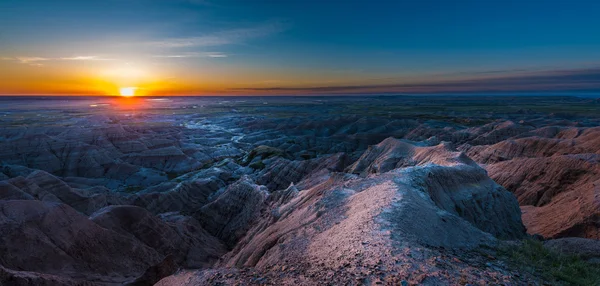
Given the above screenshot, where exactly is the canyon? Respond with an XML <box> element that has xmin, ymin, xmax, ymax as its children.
<box><xmin>0</xmin><ymin>95</ymin><xmax>599</xmax><ymax>285</ymax></box>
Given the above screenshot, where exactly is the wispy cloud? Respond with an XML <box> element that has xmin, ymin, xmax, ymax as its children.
<box><xmin>229</xmin><ymin>67</ymin><xmax>600</xmax><ymax>94</ymax></box>
<box><xmin>152</xmin><ymin>52</ymin><xmax>228</xmax><ymax>58</ymax></box>
<box><xmin>1</xmin><ymin>55</ymin><xmax>114</xmax><ymax>66</ymax></box>
<box><xmin>16</xmin><ymin>57</ymin><xmax>50</xmax><ymax>64</ymax></box>
<box><xmin>207</xmin><ymin>53</ymin><xmax>227</xmax><ymax>58</ymax></box>
<box><xmin>60</xmin><ymin>56</ymin><xmax>113</xmax><ymax>61</ymax></box>
<box><xmin>145</xmin><ymin>22</ymin><xmax>287</xmax><ymax>48</ymax></box>
<box><xmin>6</xmin><ymin>57</ymin><xmax>50</xmax><ymax>66</ymax></box>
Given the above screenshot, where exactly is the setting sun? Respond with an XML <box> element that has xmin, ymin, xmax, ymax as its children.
<box><xmin>119</xmin><ymin>87</ymin><xmax>136</xmax><ymax>97</ymax></box>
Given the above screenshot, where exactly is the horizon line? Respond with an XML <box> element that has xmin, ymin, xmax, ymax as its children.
<box><xmin>1</xmin><ymin>92</ymin><xmax>599</xmax><ymax>98</ymax></box>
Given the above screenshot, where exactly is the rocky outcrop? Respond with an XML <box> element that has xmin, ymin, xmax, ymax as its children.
<box><xmin>487</xmin><ymin>155</ymin><xmax>599</xmax><ymax>206</ymax></box>
<box><xmin>460</xmin><ymin>127</ymin><xmax>600</xmax><ymax>164</ymax></box>
<box><xmin>0</xmin><ymin>200</ymin><xmax>163</xmax><ymax>284</ymax></box>
<box><xmin>224</xmin><ymin>141</ymin><xmax>524</xmax><ymax>267</ymax></box>
<box><xmin>158</xmin><ymin>212</ymin><xmax>227</xmax><ymax>268</ymax></box>
<box><xmin>544</xmin><ymin>237</ymin><xmax>600</xmax><ymax>263</ymax></box>
<box><xmin>90</xmin><ymin>205</ymin><xmax>226</xmax><ymax>268</ymax></box>
<box><xmin>0</xmin><ymin>135</ymin><xmax>115</xmax><ymax>177</ymax></box>
<box><xmin>347</xmin><ymin>138</ymin><xmax>478</xmax><ymax>175</ymax></box>
<box><xmin>161</xmin><ymin>139</ymin><xmax>526</xmax><ymax>285</ymax></box>
<box><xmin>3</xmin><ymin>171</ymin><xmax>131</xmax><ymax>215</ymax></box>
<box><xmin>402</xmin><ymin>164</ymin><xmax>526</xmax><ymax>240</ymax></box>
<box><xmin>196</xmin><ymin>176</ymin><xmax>269</xmax><ymax>247</ymax></box>
<box><xmin>257</xmin><ymin>152</ymin><xmax>348</xmax><ymax>191</ymax></box>
<box><xmin>241</xmin><ymin>145</ymin><xmax>289</xmax><ymax>167</ymax></box>
<box><xmin>123</xmin><ymin>146</ymin><xmax>203</xmax><ymax>173</ymax></box>
<box><xmin>462</xmin><ymin>127</ymin><xmax>600</xmax><ymax>239</ymax></box>
<box><xmin>0</xmin><ymin>181</ymin><xmax>34</xmax><ymax>200</ymax></box>
<box><xmin>90</xmin><ymin>205</ymin><xmax>191</xmax><ymax>263</ymax></box>
<box><xmin>133</xmin><ymin>177</ymin><xmax>224</xmax><ymax>215</ymax></box>
<box><xmin>0</xmin><ymin>265</ymin><xmax>90</xmax><ymax>286</ymax></box>
<box><xmin>466</xmin><ymin>120</ymin><xmax>534</xmax><ymax>145</ymax></box>
<box><xmin>125</xmin><ymin>255</ymin><xmax>179</xmax><ymax>286</ymax></box>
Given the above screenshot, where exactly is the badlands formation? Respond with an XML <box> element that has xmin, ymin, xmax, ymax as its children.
<box><xmin>0</xmin><ymin>95</ymin><xmax>599</xmax><ymax>285</ymax></box>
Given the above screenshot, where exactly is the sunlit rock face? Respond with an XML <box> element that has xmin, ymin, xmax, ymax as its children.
<box><xmin>0</xmin><ymin>96</ymin><xmax>599</xmax><ymax>284</ymax></box>
<box><xmin>220</xmin><ymin>140</ymin><xmax>525</xmax><ymax>267</ymax></box>
<box><xmin>461</xmin><ymin>127</ymin><xmax>600</xmax><ymax>239</ymax></box>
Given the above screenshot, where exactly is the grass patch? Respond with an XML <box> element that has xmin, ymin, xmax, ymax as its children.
<box><xmin>501</xmin><ymin>239</ymin><xmax>600</xmax><ymax>286</ymax></box>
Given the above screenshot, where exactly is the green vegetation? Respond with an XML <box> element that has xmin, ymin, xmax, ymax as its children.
<box><xmin>166</xmin><ymin>171</ymin><xmax>180</xmax><ymax>180</ymax></box>
<box><xmin>249</xmin><ymin>161</ymin><xmax>266</xmax><ymax>169</ymax></box>
<box><xmin>242</xmin><ymin>145</ymin><xmax>287</xmax><ymax>166</ymax></box>
<box><xmin>501</xmin><ymin>239</ymin><xmax>600</xmax><ymax>286</ymax></box>
<box><xmin>122</xmin><ymin>185</ymin><xmax>143</xmax><ymax>193</ymax></box>
<box><xmin>299</xmin><ymin>153</ymin><xmax>313</xmax><ymax>160</ymax></box>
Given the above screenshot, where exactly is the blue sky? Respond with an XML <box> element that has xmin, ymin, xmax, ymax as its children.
<box><xmin>1</xmin><ymin>0</ymin><xmax>600</xmax><ymax>95</ymax></box>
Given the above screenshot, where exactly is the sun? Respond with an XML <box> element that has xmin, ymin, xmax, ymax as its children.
<box><xmin>119</xmin><ymin>87</ymin><xmax>136</xmax><ymax>97</ymax></box>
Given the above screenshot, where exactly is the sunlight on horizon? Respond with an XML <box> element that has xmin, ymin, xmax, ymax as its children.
<box><xmin>119</xmin><ymin>87</ymin><xmax>137</xmax><ymax>97</ymax></box>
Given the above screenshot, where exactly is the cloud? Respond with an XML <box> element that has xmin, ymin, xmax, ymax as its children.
<box><xmin>16</xmin><ymin>57</ymin><xmax>50</xmax><ymax>64</ymax></box>
<box><xmin>207</xmin><ymin>53</ymin><xmax>227</xmax><ymax>58</ymax></box>
<box><xmin>145</xmin><ymin>22</ymin><xmax>287</xmax><ymax>48</ymax></box>
<box><xmin>152</xmin><ymin>52</ymin><xmax>227</xmax><ymax>58</ymax></box>
<box><xmin>59</xmin><ymin>56</ymin><xmax>112</xmax><ymax>61</ymax></box>
<box><xmin>230</xmin><ymin>67</ymin><xmax>600</xmax><ymax>94</ymax></box>
<box><xmin>4</xmin><ymin>57</ymin><xmax>51</xmax><ymax>66</ymax></box>
<box><xmin>0</xmin><ymin>55</ymin><xmax>114</xmax><ymax>66</ymax></box>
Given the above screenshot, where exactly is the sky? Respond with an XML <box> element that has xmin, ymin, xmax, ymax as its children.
<box><xmin>1</xmin><ymin>0</ymin><xmax>600</xmax><ymax>96</ymax></box>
